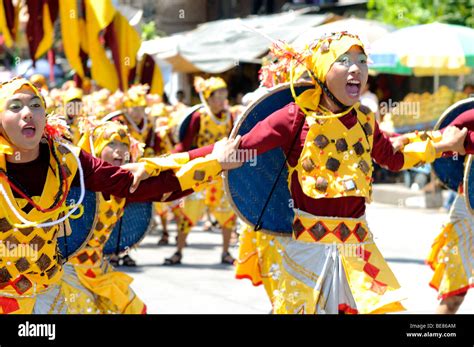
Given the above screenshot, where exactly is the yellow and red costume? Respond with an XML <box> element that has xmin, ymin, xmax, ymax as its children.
<box><xmin>190</xmin><ymin>34</ymin><xmax>439</xmax><ymax>314</ymax></box>
<box><xmin>0</xmin><ymin>78</ymin><xmax>226</xmax><ymax>314</ymax></box>
<box><xmin>173</xmin><ymin>77</ymin><xmax>236</xmax><ymax>235</ymax></box>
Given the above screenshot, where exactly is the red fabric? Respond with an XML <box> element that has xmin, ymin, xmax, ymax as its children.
<box><xmin>173</xmin><ymin>110</ymin><xmax>202</xmax><ymax>153</ymax></box>
<box><xmin>5</xmin><ymin>143</ymin><xmax>193</xmax><ymax>210</ymax></box>
<box><xmin>173</xmin><ymin>109</ymin><xmax>231</xmax><ymax>153</ymax></box>
<box><xmin>0</xmin><ymin>296</ymin><xmax>20</xmax><ymax>314</ymax></box>
<box><xmin>189</xmin><ymin>103</ymin><xmax>405</xmax><ymax>218</ymax></box>
<box><xmin>445</xmin><ymin>108</ymin><xmax>474</xmax><ymax>154</ymax></box>
<box><xmin>75</xmin><ymin>149</ymin><xmax>192</xmax><ymax>203</ymax></box>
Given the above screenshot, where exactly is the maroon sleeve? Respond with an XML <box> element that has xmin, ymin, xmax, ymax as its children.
<box><xmin>371</xmin><ymin>121</ymin><xmax>405</xmax><ymax>171</ymax></box>
<box><xmin>445</xmin><ymin>109</ymin><xmax>474</xmax><ymax>154</ymax></box>
<box><xmin>172</xmin><ymin>111</ymin><xmax>201</xmax><ymax>153</ymax></box>
<box><xmin>238</xmin><ymin>102</ymin><xmax>299</xmax><ymax>154</ymax></box>
<box><xmin>188</xmin><ymin>103</ymin><xmax>299</xmax><ymax>160</ymax></box>
<box><xmin>74</xmin><ymin>150</ymin><xmax>192</xmax><ymax>202</ymax></box>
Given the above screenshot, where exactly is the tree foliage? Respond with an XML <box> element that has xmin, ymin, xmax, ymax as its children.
<box><xmin>367</xmin><ymin>0</ymin><xmax>474</xmax><ymax>28</ymax></box>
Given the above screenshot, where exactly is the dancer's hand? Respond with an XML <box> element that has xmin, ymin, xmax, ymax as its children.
<box><xmin>211</xmin><ymin>135</ymin><xmax>243</xmax><ymax>170</ymax></box>
<box><xmin>121</xmin><ymin>162</ymin><xmax>150</xmax><ymax>193</ymax></box>
<box><xmin>435</xmin><ymin>126</ymin><xmax>468</xmax><ymax>155</ymax></box>
<box><xmin>390</xmin><ymin>135</ymin><xmax>409</xmax><ymax>153</ymax></box>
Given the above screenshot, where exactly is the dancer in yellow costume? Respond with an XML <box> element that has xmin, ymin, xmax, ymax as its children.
<box><xmin>150</xmin><ymin>103</ymin><xmax>176</xmax><ymax>245</ymax></box>
<box><xmin>427</xmin><ymin>190</ymin><xmax>474</xmax><ymax>314</ymax></box>
<box><xmin>0</xmin><ymin>77</ymin><xmax>242</xmax><ymax>314</ymax></box>
<box><xmin>193</xmin><ymin>33</ymin><xmax>467</xmax><ymax>314</ymax></box>
<box><xmin>165</xmin><ymin>76</ymin><xmax>236</xmax><ymax>265</ymax></box>
<box><xmin>121</xmin><ymin>84</ymin><xmax>155</xmax><ymax>151</ymax></box>
<box><xmin>65</xmin><ymin>121</ymin><xmax>148</xmax><ymax>314</ymax></box>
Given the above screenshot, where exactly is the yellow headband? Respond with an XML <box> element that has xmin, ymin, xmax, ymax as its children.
<box><xmin>79</xmin><ymin>121</ymin><xmax>130</xmax><ymax>157</ymax></box>
<box><xmin>63</xmin><ymin>87</ymin><xmax>83</xmax><ymax>104</ymax></box>
<box><xmin>194</xmin><ymin>76</ymin><xmax>227</xmax><ymax>99</ymax></box>
<box><xmin>0</xmin><ymin>77</ymin><xmax>45</xmax><ymax>113</ymax></box>
<box><xmin>292</xmin><ymin>32</ymin><xmax>365</xmax><ymax>113</ymax></box>
<box><xmin>30</xmin><ymin>74</ymin><xmax>48</xmax><ymax>90</ymax></box>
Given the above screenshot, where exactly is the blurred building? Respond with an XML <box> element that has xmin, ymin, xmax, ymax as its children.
<box><xmin>118</xmin><ymin>0</ymin><xmax>291</xmax><ymax>34</ymax></box>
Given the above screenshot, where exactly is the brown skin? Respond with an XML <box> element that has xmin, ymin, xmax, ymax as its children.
<box><xmin>207</xmin><ymin>88</ymin><xmax>229</xmax><ymax>115</ymax></box>
<box><xmin>1</xmin><ymin>88</ymin><xmax>46</xmax><ymax>163</ymax></box>
<box><xmin>128</xmin><ymin>106</ymin><xmax>145</xmax><ymax>125</ymax></box>
<box><xmin>100</xmin><ymin>140</ymin><xmax>129</xmax><ymax>167</ymax></box>
<box><xmin>322</xmin><ymin>45</ymin><xmax>368</xmax><ymax>112</ymax></box>
<box><xmin>437</xmin><ymin>295</ymin><xmax>465</xmax><ymax>314</ymax></box>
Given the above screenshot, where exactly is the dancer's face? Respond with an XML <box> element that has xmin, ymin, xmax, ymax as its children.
<box><xmin>1</xmin><ymin>87</ymin><xmax>46</xmax><ymax>150</ymax></box>
<box><xmin>207</xmin><ymin>88</ymin><xmax>228</xmax><ymax>114</ymax></box>
<box><xmin>100</xmin><ymin>140</ymin><xmax>130</xmax><ymax>166</ymax></box>
<box><xmin>325</xmin><ymin>45</ymin><xmax>368</xmax><ymax>107</ymax></box>
<box><xmin>128</xmin><ymin>106</ymin><xmax>145</xmax><ymax>124</ymax></box>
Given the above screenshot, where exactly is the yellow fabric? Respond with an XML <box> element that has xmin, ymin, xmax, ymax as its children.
<box><xmin>173</xmin><ymin>193</ymin><xmax>236</xmax><ymax>234</ymax></box>
<box><xmin>124</xmin><ymin>85</ymin><xmax>148</xmax><ymax>108</ymax></box>
<box><xmin>113</xmin><ymin>13</ymin><xmax>141</xmax><ymax>92</ymax></box>
<box><xmin>427</xmin><ymin>221</ymin><xmax>474</xmax><ymax>300</ymax></box>
<box><xmin>140</xmin><ymin>152</ymin><xmax>190</xmax><ymax>176</ymax></box>
<box><xmin>175</xmin><ymin>156</ymin><xmax>223</xmax><ymax>192</ymax></box>
<box><xmin>0</xmin><ymin>141</ymin><xmax>80</xmax><ymax>299</ymax></box>
<box><xmin>0</xmin><ymin>78</ymin><xmax>45</xmax><ymax>112</ymax></box>
<box><xmin>195</xmin><ymin>108</ymin><xmax>233</xmax><ymax>148</ymax></box>
<box><xmin>290</xmin><ymin>104</ymin><xmax>375</xmax><ymax>201</ymax></box>
<box><xmin>34</xmin><ymin>3</ymin><xmax>54</xmax><ymax>59</ymax></box>
<box><xmin>150</xmin><ymin>62</ymin><xmax>164</xmax><ymax>96</ymax></box>
<box><xmin>273</xmin><ymin>213</ymin><xmax>405</xmax><ymax>314</ymax></box>
<box><xmin>400</xmin><ymin>140</ymin><xmax>437</xmax><ymax>170</ymax></box>
<box><xmin>292</xmin><ymin>33</ymin><xmax>365</xmax><ymax>115</ymax></box>
<box><xmin>78</xmin><ymin>121</ymin><xmax>130</xmax><ymax>158</ymax></box>
<box><xmin>142</xmin><ymin>150</ymin><xmax>228</xmax><ymax>193</ymax></box>
<box><xmin>63</xmin><ymin>87</ymin><xmax>83</xmax><ymax>104</ymax></box>
<box><xmin>85</xmin><ymin>0</ymin><xmax>118</xmax><ymax>91</ymax></box>
<box><xmin>194</xmin><ymin>76</ymin><xmax>227</xmax><ymax>99</ymax></box>
<box><xmin>59</xmin><ymin>0</ymin><xmax>84</xmax><ymax>77</ymax></box>
<box><xmin>0</xmin><ymin>136</ymin><xmax>14</xmax><ymax>155</ymax></box>
<box><xmin>0</xmin><ymin>2</ymin><xmax>18</xmax><ymax>48</ymax></box>
<box><xmin>235</xmin><ymin>225</ymin><xmax>285</xmax><ymax>304</ymax></box>
<box><xmin>70</xmin><ymin>122</ymin><xmax>146</xmax><ymax>314</ymax></box>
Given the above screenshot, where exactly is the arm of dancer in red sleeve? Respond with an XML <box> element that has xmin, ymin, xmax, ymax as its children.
<box><xmin>76</xmin><ymin>150</ymin><xmax>201</xmax><ymax>203</ymax></box>
<box><xmin>188</xmin><ymin>103</ymin><xmax>300</xmax><ymax>160</ymax></box>
<box><xmin>172</xmin><ymin>111</ymin><xmax>200</xmax><ymax>153</ymax></box>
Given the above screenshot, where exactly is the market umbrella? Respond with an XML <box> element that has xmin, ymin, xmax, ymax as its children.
<box><xmin>369</xmin><ymin>22</ymin><xmax>474</xmax><ymax>90</ymax></box>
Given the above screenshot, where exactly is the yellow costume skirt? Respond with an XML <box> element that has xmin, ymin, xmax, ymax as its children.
<box><xmin>172</xmin><ymin>190</ymin><xmax>236</xmax><ymax>234</ymax></box>
<box><xmin>235</xmin><ymin>224</ymin><xmax>288</xmax><ymax>305</ymax></box>
<box><xmin>272</xmin><ymin>209</ymin><xmax>406</xmax><ymax>314</ymax></box>
<box><xmin>154</xmin><ymin>202</ymin><xmax>170</xmax><ymax>217</ymax></box>
<box><xmin>0</xmin><ymin>265</ymin><xmax>100</xmax><ymax>314</ymax></box>
<box><xmin>427</xmin><ymin>194</ymin><xmax>474</xmax><ymax>299</ymax></box>
<box><xmin>67</xmin><ymin>255</ymin><xmax>146</xmax><ymax>314</ymax></box>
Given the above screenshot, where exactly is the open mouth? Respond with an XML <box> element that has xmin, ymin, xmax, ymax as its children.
<box><xmin>21</xmin><ymin>124</ymin><xmax>36</xmax><ymax>138</ymax></box>
<box><xmin>345</xmin><ymin>79</ymin><xmax>361</xmax><ymax>99</ymax></box>
<box><xmin>112</xmin><ymin>158</ymin><xmax>123</xmax><ymax>166</ymax></box>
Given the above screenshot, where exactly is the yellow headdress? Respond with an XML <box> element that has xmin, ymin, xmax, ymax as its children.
<box><xmin>124</xmin><ymin>84</ymin><xmax>149</xmax><ymax>108</ymax></box>
<box><xmin>63</xmin><ymin>87</ymin><xmax>83</xmax><ymax>105</ymax></box>
<box><xmin>194</xmin><ymin>76</ymin><xmax>227</xmax><ymax>99</ymax></box>
<box><xmin>29</xmin><ymin>74</ymin><xmax>48</xmax><ymax>90</ymax></box>
<box><xmin>0</xmin><ymin>77</ymin><xmax>71</xmax><ymax>152</ymax></box>
<box><xmin>265</xmin><ymin>32</ymin><xmax>365</xmax><ymax>118</ymax></box>
<box><xmin>79</xmin><ymin>120</ymin><xmax>131</xmax><ymax>158</ymax></box>
<box><xmin>0</xmin><ymin>77</ymin><xmax>45</xmax><ymax>113</ymax></box>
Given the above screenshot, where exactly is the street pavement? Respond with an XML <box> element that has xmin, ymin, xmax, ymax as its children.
<box><xmin>121</xmin><ymin>202</ymin><xmax>473</xmax><ymax>314</ymax></box>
